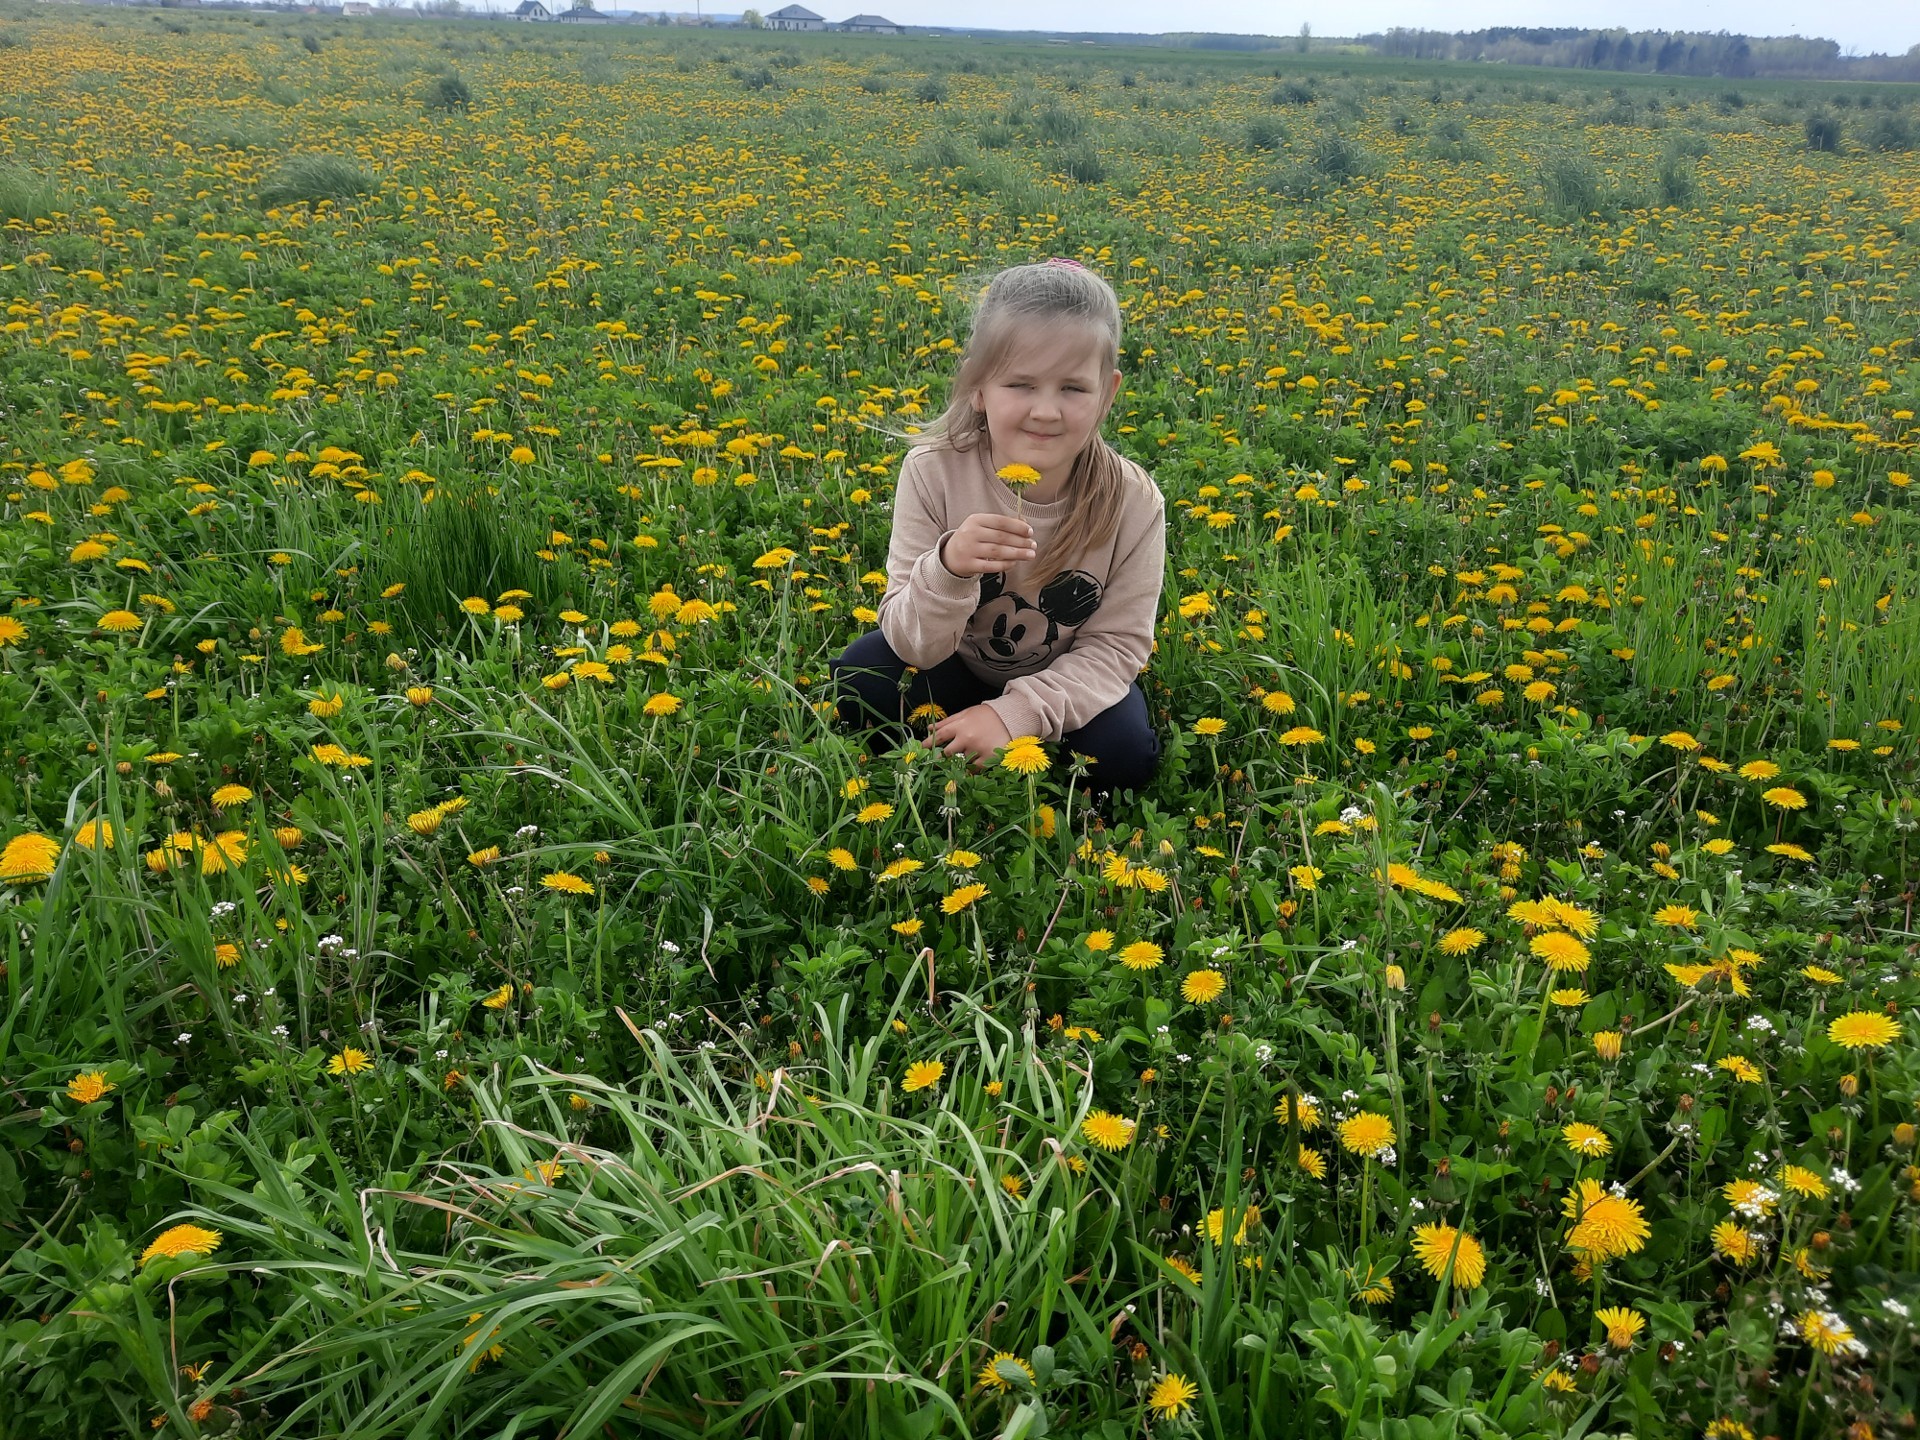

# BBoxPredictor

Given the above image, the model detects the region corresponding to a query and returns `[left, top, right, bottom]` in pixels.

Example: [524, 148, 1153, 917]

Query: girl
[830, 258, 1167, 810]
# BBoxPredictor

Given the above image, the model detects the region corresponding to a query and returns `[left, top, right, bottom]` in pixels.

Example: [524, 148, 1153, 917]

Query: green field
[1, 8, 1918, 1436]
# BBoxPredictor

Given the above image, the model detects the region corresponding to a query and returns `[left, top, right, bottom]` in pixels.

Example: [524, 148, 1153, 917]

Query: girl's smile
[972, 325, 1122, 491]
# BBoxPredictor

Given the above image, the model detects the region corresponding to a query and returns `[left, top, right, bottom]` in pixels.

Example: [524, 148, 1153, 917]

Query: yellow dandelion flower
[67, 1071, 114, 1104]
[1000, 741, 1049, 776]
[977, 1352, 1034, 1394]
[856, 802, 895, 824]
[140, 1224, 222, 1268]
[327, 1047, 372, 1077]
[1181, 969, 1226, 1004]
[1273, 1093, 1323, 1130]
[1, 833, 62, 883]
[1411, 1222, 1487, 1289]
[1562, 1122, 1611, 1157]
[1147, 1373, 1198, 1422]
[1595, 1307, 1645, 1350]
[1205, 1205, 1260, 1245]
[1530, 931, 1591, 973]
[1760, 786, 1807, 810]
[1827, 1011, 1899, 1050]
[1712, 1220, 1762, 1264]
[1338, 1112, 1396, 1157]
[1563, 1182, 1650, 1261]
[1081, 1111, 1136, 1151]
[1118, 940, 1164, 972]
[1795, 1310, 1856, 1357]
[942, 882, 988, 915]
[541, 871, 595, 896]
[1778, 1164, 1829, 1200]
[902, 1060, 945, 1093]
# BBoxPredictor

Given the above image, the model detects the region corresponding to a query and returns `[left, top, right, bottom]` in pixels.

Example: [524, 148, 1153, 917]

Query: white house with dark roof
[838, 12, 900, 30]
[513, 0, 553, 18]
[764, 3, 823, 28]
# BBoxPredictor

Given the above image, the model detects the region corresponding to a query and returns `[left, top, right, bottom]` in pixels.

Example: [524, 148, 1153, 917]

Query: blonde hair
[914, 260, 1138, 584]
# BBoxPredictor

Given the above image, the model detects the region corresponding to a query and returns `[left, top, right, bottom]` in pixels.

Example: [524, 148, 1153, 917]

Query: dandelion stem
[1623, 1135, 1681, 1190]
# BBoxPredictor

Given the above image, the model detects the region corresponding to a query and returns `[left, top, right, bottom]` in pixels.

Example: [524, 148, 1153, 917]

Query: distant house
[556, 1, 612, 18]
[340, 2, 371, 14]
[513, 0, 552, 17]
[764, 3, 822, 28]
[838, 12, 899, 32]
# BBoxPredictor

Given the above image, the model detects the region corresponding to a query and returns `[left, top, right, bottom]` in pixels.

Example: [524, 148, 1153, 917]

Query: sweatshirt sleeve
[875, 449, 980, 669]
[983, 487, 1167, 743]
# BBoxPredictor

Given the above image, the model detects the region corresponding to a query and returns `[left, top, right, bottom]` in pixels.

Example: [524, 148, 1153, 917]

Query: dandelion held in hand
[996, 462, 1042, 520]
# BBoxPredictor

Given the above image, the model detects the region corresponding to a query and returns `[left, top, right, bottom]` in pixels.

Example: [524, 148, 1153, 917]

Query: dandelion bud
[1384, 964, 1406, 991]
[115, 761, 131, 775]
[1593, 1030, 1624, 1060]
[386, 651, 407, 672]
[1659, 1342, 1677, 1364]
[1678, 1093, 1694, 1112]
[154, 780, 173, 800]
[1839, 1073, 1859, 1098]
[1829, 1126, 1846, 1145]
[1543, 1085, 1559, 1108]
[1428, 1010, 1442, 1032]
[1811, 1230, 1831, 1251]
[1541, 1341, 1560, 1363]
[1579, 1355, 1601, 1378]
[1894, 1123, 1917, 1148]
[1652, 841, 1671, 860]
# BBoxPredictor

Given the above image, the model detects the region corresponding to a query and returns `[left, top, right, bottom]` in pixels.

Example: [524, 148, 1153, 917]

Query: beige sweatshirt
[875, 440, 1167, 743]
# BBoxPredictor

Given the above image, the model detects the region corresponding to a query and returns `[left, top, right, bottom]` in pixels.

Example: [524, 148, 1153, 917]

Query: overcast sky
[855, 0, 1918, 56]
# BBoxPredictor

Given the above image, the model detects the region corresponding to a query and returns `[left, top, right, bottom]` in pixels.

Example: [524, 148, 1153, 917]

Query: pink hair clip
[1044, 257, 1090, 271]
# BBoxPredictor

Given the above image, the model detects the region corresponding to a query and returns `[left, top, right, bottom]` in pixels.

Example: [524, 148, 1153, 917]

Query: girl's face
[971, 324, 1121, 479]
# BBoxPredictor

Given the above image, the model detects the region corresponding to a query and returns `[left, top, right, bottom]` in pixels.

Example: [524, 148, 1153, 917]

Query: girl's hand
[940, 513, 1037, 577]
[930, 705, 1014, 769]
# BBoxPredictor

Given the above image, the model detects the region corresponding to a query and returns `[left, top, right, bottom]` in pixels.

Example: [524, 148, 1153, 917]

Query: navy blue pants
[829, 629, 1162, 799]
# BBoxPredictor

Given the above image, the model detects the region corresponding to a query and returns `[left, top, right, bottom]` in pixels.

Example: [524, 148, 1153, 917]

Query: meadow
[0, 6, 1918, 1435]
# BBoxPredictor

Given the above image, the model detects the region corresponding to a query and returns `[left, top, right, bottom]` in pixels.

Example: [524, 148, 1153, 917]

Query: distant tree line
[1359, 26, 1920, 80]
